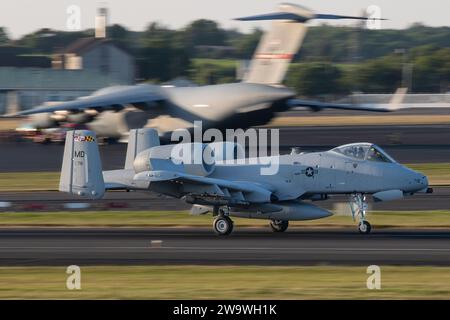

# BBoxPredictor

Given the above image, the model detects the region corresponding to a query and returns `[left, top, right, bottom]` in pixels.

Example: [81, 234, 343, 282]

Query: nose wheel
[270, 220, 289, 233]
[358, 221, 372, 234]
[350, 193, 372, 234]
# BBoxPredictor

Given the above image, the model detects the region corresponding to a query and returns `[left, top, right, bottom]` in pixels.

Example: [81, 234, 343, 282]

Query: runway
[1, 227, 449, 266]
[1, 186, 449, 211]
[1, 124, 450, 172]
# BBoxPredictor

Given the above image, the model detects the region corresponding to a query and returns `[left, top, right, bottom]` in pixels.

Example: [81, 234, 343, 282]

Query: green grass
[408, 163, 450, 186]
[0, 162, 449, 192]
[0, 265, 449, 299]
[0, 210, 449, 228]
[0, 172, 59, 191]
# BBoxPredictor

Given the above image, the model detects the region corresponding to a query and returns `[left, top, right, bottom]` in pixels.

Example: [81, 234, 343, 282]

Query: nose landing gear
[349, 193, 372, 234]
[270, 220, 289, 233]
[358, 220, 372, 234]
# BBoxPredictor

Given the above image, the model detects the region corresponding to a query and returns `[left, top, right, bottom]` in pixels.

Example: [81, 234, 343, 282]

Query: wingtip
[0, 113, 18, 118]
[1, 111, 29, 118]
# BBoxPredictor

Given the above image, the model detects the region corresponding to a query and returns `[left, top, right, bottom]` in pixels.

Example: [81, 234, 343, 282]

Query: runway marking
[151, 240, 163, 248]
[147, 247, 450, 252]
[0, 246, 450, 252]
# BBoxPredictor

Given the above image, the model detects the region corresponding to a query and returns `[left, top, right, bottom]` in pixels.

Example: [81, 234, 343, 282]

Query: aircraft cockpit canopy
[331, 143, 396, 163]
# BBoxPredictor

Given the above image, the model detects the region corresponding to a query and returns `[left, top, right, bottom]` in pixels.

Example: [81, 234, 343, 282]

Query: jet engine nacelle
[27, 111, 97, 130]
[65, 112, 97, 125]
[28, 113, 57, 129]
[133, 143, 215, 177]
[231, 201, 333, 221]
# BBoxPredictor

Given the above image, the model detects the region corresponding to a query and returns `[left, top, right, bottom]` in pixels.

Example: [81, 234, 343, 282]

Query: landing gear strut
[270, 220, 289, 233]
[349, 193, 372, 234]
[213, 207, 234, 236]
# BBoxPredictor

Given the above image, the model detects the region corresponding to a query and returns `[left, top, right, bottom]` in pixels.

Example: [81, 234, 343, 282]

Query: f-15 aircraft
[5, 3, 394, 140]
[59, 128, 432, 235]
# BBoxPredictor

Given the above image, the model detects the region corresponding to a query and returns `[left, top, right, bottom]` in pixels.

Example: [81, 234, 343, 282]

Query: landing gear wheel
[350, 193, 373, 234]
[213, 216, 234, 236]
[270, 220, 289, 233]
[358, 221, 372, 234]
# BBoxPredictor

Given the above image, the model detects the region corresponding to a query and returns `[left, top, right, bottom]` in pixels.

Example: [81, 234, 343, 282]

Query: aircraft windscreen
[332, 143, 395, 163]
[367, 145, 395, 163]
[332, 144, 370, 160]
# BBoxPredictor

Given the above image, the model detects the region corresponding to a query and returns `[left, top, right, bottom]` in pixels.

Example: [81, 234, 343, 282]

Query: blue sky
[1, 0, 449, 38]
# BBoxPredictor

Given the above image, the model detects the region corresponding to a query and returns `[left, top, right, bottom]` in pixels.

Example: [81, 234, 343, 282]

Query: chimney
[95, 7, 108, 38]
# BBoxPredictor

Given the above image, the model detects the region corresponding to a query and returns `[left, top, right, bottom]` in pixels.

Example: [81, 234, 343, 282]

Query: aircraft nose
[406, 170, 428, 193]
[422, 175, 429, 187]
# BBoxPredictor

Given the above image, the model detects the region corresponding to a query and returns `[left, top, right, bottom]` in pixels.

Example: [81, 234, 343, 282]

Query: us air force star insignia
[305, 167, 315, 177]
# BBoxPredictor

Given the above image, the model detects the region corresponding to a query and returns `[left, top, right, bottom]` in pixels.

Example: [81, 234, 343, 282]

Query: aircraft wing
[288, 99, 397, 112]
[134, 170, 269, 192]
[3, 84, 166, 117]
[288, 88, 408, 112]
[133, 170, 277, 203]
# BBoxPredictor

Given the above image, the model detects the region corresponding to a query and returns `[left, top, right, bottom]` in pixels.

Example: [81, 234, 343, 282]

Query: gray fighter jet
[5, 3, 393, 140]
[59, 128, 432, 235]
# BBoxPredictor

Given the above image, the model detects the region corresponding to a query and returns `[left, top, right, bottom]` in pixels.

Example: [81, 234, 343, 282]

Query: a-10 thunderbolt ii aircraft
[5, 3, 395, 140]
[59, 128, 432, 235]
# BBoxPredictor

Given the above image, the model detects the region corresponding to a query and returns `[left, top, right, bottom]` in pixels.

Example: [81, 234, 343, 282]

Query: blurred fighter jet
[58, 128, 432, 235]
[5, 3, 392, 140]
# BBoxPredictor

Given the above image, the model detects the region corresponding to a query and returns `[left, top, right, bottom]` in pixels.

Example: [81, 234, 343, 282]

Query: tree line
[0, 20, 448, 95]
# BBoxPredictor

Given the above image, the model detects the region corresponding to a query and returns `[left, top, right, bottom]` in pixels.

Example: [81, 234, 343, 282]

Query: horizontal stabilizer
[236, 12, 311, 22]
[315, 14, 386, 21]
[236, 3, 386, 23]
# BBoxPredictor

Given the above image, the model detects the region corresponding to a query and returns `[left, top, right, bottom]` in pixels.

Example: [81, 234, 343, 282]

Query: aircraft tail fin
[238, 3, 384, 85]
[238, 4, 312, 85]
[59, 130, 105, 199]
[124, 128, 160, 169]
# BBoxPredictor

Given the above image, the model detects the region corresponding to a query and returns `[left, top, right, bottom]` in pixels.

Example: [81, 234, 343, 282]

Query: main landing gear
[211, 206, 291, 236]
[349, 193, 372, 234]
[270, 220, 289, 233]
[213, 207, 234, 236]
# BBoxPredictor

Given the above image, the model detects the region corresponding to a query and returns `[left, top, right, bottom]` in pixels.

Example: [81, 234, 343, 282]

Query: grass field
[0, 265, 449, 299]
[0, 172, 59, 191]
[408, 163, 450, 186]
[0, 162, 449, 192]
[267, 115, 450, 127]
[0, 119, 20, 131]
[0, 210, 449, 228]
